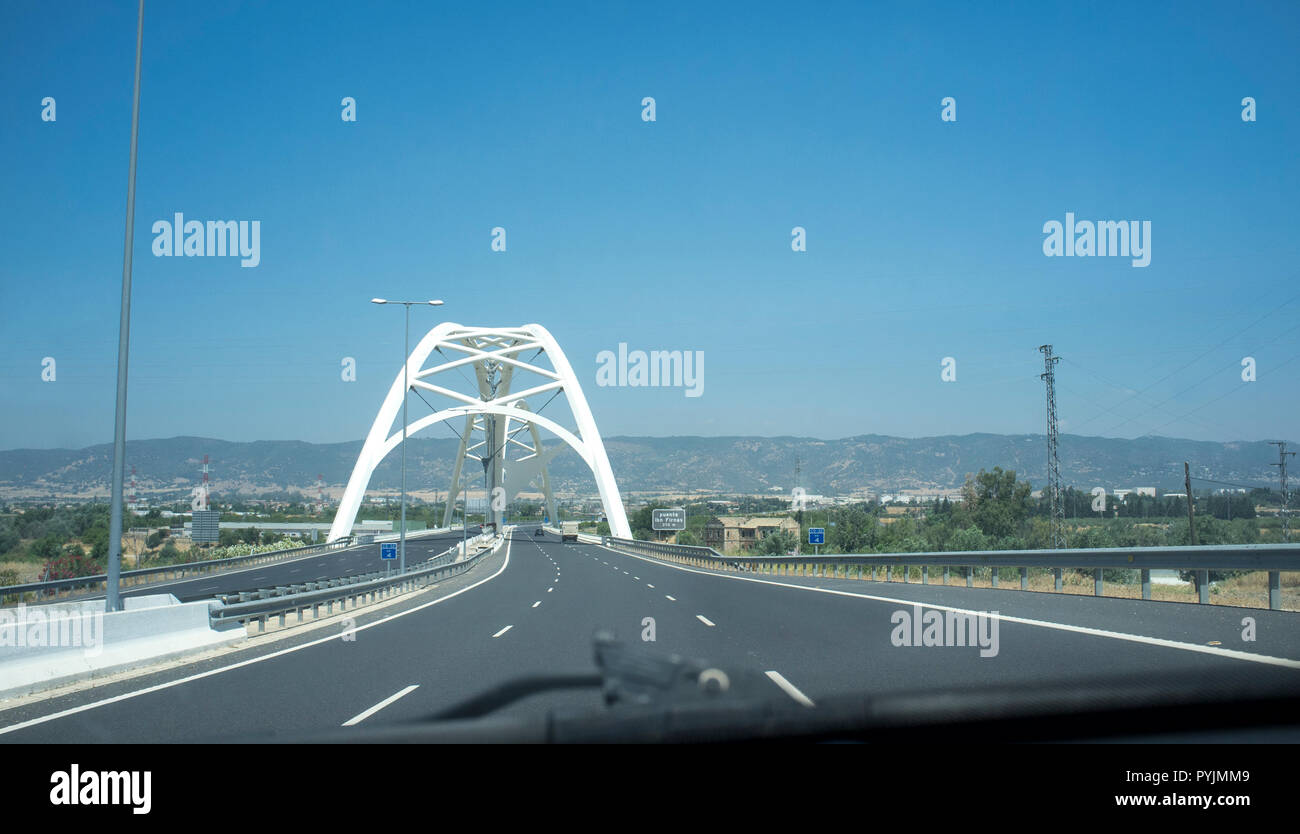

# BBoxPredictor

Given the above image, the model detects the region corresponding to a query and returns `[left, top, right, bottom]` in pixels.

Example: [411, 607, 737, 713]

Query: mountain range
[0, 434, 1285, 500]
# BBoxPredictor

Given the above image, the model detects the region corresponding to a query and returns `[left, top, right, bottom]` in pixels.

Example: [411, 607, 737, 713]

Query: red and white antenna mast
[128, 466, 138, 510]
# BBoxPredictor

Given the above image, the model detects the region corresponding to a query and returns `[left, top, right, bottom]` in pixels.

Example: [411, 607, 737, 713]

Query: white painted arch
[328, 322, 631, 541]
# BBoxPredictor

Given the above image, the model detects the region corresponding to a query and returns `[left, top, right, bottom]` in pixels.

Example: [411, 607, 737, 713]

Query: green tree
[757, 529, 797, 555]
[947, 524, 989, 552]
[830, 506, 874, 553]
[966, 467, 1032, 539]
[159, 541, 181, 563]
[30, 534, 62, 561]
[0, 521, 19, 555]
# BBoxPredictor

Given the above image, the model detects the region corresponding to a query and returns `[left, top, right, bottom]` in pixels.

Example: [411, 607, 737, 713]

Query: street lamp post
[106, 0, 146, 613]
[371, 298, 443, 574]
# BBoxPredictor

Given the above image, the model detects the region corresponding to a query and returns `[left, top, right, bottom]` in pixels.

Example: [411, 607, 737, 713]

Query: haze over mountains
[0, 434, 1285, 500]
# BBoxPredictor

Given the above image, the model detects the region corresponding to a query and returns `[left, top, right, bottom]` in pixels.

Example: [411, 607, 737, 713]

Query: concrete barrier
[0, 594, 244, 700]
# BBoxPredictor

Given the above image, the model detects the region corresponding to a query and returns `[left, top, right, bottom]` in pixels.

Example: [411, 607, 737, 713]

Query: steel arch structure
[328, 322, 631, 542]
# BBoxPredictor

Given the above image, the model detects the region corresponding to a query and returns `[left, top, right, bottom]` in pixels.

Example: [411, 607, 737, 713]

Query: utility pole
[1271, 441, 1295, 542]
[1039, 345, 1065, 549]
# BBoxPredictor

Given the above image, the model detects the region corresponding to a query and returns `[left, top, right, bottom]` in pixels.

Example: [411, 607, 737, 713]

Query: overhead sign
[808, 528, 825, 545]
[651, 508, 686, 531]
[381, 542, 397, 560]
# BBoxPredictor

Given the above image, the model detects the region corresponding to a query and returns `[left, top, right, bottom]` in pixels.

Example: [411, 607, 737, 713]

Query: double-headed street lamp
[371, 298, 443, 574]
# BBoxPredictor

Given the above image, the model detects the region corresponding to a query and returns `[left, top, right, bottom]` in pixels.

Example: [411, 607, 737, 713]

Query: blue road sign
[808, 528, 825, 545]
[381, 542, 397, 560]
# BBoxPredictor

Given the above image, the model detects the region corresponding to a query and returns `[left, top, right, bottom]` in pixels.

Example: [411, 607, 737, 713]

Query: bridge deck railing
[601, 537, 1300, 611]
[207, 532, 501, 632]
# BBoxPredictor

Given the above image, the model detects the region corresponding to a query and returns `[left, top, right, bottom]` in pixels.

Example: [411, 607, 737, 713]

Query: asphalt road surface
[2, 527, 1298, 742]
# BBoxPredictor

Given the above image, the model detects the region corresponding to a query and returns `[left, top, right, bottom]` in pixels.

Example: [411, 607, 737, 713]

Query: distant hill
[0, 433, 1285, 500]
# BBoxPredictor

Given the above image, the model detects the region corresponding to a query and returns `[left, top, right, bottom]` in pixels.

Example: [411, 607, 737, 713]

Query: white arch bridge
[327, 322, 632, 542]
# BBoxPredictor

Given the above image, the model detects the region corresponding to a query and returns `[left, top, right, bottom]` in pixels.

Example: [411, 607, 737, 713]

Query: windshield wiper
[427, 629, 767, 721]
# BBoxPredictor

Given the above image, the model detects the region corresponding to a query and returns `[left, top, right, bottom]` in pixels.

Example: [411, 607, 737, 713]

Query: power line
[1070, 290, 1300, 434]
[1136, 348, 1300, 438]
[1190, 472, 1274, 488]
[1060, 357, 1236, 439]
[1100, 319, 1300, 436]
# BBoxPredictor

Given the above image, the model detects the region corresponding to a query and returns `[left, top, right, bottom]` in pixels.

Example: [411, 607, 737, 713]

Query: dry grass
[718, 560, 1300, 612]
[835, 566, 1300, 612]
[0, 559, 43, 584]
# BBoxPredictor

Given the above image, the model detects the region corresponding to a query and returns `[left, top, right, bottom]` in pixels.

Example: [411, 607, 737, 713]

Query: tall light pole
[107, 0, 146, 613]
[371, 298, 444, 574]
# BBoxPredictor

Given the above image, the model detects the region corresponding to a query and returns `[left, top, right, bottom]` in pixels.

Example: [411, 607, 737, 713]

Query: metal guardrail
[602, 537, 1300, 611]
[0, 536, 357, 606]
[209, 533, 501, 631]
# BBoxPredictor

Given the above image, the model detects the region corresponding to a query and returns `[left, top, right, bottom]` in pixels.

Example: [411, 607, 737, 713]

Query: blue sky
[1, 0, 1298, 450]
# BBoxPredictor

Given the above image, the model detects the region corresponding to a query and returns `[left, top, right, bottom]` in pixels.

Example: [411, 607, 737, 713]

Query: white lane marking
[342, 684, 419, 726]
[647, 584, 654, 589]
[547, 587, 553, 593]
[665, 595, 676, 601]
[634, 577, 640, 581]
[765, 671, 815, 707]
[493, 625, 513, 638]
[0, 535, 514, 737]
[597, 543, 1300, 671]
[532, 601, 540, 608]
[696, 614, 715, 627]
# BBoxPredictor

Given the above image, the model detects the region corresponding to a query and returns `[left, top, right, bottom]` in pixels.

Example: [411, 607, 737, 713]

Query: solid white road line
[696, 614, 715, 627]
[0, 535, 515, 737]
[597, 542, 1300, 671]
[493, 625, 513, 638]
[765, 671, 815, 707]
[342, 685, 419, 726]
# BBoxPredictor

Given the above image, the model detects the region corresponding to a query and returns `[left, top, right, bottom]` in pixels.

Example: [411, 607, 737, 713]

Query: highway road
[2, 528, 1299, 742]
[111, 528, 482, 603]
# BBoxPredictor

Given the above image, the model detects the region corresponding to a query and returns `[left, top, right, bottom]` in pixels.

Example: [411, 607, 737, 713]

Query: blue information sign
[381, 542, 398, 560]
[808, 528, 825, 545]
